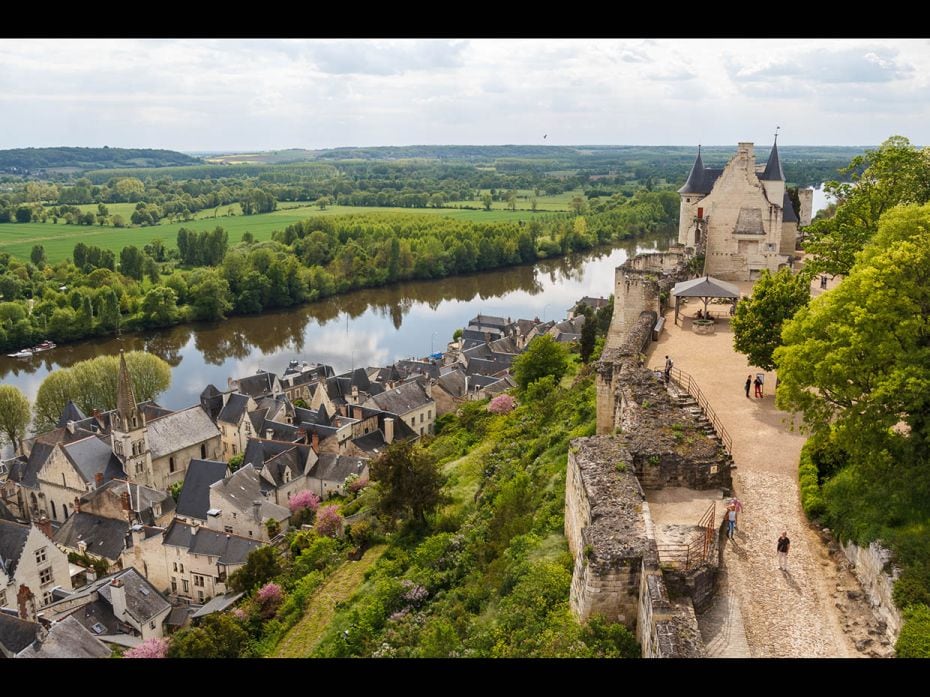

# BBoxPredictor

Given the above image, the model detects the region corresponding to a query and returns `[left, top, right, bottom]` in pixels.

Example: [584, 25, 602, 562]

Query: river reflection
[0, 232, 673, 409]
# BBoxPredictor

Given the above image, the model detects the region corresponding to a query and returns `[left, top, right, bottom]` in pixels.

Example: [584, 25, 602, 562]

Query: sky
[1, 38, 929, 152]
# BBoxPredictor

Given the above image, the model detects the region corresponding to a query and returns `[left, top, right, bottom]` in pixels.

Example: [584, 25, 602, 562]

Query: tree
[167, 614, 250, 658]
[511, 334, 570, 390]
[140, 286, 179, 327]
[579, 308, 596, 363]
[803, 135, 930, 277]
[731, 268, 810, 371]
[370, 441, 447, 525]
[228, 546, 282, 593]
[481, 192, 493, 211]
[316, 195, 333, 210]
[314, 504, 343, 537]
[30, 245, 46, 268]
[188, 269, 232, 321]
[0, 385, 30, 452]
[488, 394, 516, 414]
[124, 637, 168, 658]
[775, 203, 930, 469]
[289, 489, 320, 514]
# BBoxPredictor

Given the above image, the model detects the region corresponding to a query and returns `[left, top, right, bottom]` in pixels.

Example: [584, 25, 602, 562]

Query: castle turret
[678, 147, 713, 250]
[760, 135, 786, 218]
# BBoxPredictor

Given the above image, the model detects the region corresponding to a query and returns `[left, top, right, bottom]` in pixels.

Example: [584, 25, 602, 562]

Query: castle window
[169, 456, 176, 473]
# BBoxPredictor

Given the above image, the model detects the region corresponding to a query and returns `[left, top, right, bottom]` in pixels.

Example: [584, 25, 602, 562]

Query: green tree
[167, 614, 251, 658]
[188, 269, 232, 321]
[119, 246, 144, 281]
[140, 286, 179, 327]
[0, 384, 30, 452]
[370, 441, 448, 525]
[803, 135, 930, 277]
[578, 308, 596, 363]
[30, 245, 46, 268]
[731, 268, 810, 371]
[511, 334, 570, 390]
[228, 546, 282, 593]
[481, 192, 493, 211]
[775, 203, 930, 469]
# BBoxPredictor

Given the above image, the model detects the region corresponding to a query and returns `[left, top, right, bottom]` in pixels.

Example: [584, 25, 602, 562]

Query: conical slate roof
[782, 191, 798, 223]
[116, 350, 138, 425]
[678, 147, 724, 195]
[761, 139, 785, 181]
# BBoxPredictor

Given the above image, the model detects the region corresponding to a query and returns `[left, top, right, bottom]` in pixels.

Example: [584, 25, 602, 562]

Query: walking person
[777, 531, 790, 571]
[744, 374, 752, 398]
[754, 374, 763, 398]
[726, 502, 738, 540]
[664, 355, 673, 383]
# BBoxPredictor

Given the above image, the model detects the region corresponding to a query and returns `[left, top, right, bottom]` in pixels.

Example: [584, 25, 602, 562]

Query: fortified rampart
[567, 247, 732, 657]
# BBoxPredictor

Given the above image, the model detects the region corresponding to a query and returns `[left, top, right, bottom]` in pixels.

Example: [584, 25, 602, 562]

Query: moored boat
[7, 348, 34, 358]
[31, 340, 56, 352]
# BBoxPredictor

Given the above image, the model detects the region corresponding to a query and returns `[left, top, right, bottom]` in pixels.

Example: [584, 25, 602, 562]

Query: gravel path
[645, 294, 879, 658]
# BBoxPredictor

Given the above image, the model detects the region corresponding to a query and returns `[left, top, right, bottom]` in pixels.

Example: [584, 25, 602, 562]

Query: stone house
[174, 459, 229, 524]
[7, 615, 110, 658]
[227, 370, 282, 400]
[362, 380, 435, 437]
[677, 140, 806, 281]
[306, 454, 370, 499]
[0, 519, 72, 611]
[241, 439, 316, 506]
[121, 520, 262, 603]
[53, 512, 129, 572]
[216, 392, 258, 459]
[204, 465, 290, 541]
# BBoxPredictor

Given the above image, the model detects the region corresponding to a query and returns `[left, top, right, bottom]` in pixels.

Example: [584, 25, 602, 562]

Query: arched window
[50, 500, 57, 520]
[63, 503, 69, 520]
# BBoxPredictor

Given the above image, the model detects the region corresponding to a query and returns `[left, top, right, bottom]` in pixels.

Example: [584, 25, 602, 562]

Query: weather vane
[774, 125, 780, 143]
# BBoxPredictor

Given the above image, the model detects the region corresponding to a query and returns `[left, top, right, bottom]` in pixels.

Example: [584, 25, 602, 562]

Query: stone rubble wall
[841, 540, 903, 639]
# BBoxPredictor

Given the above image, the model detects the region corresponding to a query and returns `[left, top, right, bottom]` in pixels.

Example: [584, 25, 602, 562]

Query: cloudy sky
[1, 38, 928, 152]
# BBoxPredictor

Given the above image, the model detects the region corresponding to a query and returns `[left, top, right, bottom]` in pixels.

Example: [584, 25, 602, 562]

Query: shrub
[347, 475, 369, 496]
[289, 490, 320, 514]
[257, 582, 284, 619]
[124, 637, 169, 658]
[896, 604, 930, 657]
[798, 442, 826, 518]
[488, 394, 516, 414]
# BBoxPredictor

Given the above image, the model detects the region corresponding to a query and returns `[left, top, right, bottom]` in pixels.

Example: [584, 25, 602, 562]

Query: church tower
[110, 351, 153, 486]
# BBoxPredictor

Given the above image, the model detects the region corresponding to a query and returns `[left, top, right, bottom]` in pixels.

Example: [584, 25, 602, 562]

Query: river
[0, 233, 674, 411]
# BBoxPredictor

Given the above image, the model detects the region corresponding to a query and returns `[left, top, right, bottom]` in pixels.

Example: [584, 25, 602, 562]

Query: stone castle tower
[677, 138, 807, 281]
[110, 351, 154, 487]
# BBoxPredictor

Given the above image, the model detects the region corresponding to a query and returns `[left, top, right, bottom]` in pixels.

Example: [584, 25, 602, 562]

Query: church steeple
[761, 131, 785, 182]
[116, 350, 139, 430]
[678, 145, 706, 194]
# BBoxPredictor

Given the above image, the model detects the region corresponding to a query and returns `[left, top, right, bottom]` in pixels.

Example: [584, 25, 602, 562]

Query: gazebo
[671, 276, 741, 325]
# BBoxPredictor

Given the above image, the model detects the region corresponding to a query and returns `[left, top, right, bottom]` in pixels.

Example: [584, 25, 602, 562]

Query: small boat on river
[7, 348, 34, 358]
[31, 340, 56, 353]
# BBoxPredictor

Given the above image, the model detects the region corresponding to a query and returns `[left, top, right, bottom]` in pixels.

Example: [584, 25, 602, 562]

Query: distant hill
[0, 147, 202, 173]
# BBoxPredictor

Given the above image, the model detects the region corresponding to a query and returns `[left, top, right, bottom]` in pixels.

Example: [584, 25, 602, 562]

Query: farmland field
[0, 204, 561, 262]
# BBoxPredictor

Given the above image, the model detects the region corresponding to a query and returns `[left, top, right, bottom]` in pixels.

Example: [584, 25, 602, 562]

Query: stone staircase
[667, 384, 723, 446]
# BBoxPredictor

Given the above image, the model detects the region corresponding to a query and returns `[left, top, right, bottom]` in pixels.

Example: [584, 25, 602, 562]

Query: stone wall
[841, 540, 903, 639]
[798, 187, 814, 227]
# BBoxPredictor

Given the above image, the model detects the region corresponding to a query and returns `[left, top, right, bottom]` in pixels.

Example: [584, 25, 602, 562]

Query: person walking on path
[727, 503, 738, 540]
[777, 531, 791, 570]
[754, 375, 763, 398]
[744, 374, 752, 398]
[664, 355, 673, 383]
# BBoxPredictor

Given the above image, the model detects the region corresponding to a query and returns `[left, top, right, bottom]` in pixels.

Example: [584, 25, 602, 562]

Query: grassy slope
[273, 544, 387, 658]
[0, 204, 561, 262]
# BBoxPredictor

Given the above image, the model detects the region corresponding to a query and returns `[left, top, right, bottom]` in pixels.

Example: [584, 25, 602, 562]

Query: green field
[0, 204, 559, 262]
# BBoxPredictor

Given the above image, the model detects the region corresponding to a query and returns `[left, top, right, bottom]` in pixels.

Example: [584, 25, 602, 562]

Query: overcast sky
[1, 38, 928, 152]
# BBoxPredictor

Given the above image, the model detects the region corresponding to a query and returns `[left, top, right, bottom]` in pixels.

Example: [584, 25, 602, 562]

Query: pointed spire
[116, 350, 138, 426]
[678, 146, 706, 194]
[761, 133, 785, 181]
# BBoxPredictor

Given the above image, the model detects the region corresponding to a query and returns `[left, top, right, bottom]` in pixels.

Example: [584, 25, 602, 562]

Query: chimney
[384, 417, 394, 445]
[351, 385, 359, 404]
[109, 578, 127, 621]
[17, 584, 36, 622]
[66, 420, 76, 434]
[120, 490, 131, 512]
[35, 515, 53, 540]
[311, 431, 319, 453]
[73, 496, 82, 514]
[266, 428, 274, 440]
[94, 472, 104, 489]
[252, 500, 261, 522]
[353, 406, 362, 420]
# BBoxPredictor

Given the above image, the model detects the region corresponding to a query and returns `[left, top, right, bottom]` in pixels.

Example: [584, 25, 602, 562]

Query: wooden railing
[656, 501, 717, 571]
[667, 367, 733, 454]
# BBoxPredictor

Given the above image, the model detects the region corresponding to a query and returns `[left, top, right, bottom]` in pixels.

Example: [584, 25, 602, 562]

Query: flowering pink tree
[289, 489, 320, 513]
[347, 475, 369, 496]
[124, 637, 169, 658]
[314, 504, 344, 538]
[488, 394, 516, 414]
[257, 582, 284, 619]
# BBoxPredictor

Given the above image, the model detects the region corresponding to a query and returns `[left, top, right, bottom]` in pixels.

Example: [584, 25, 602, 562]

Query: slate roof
[574, 296, 610, 311]
[97, 567, 171, 624]
[465, 356, 509, 376]
[309, 454, 369, 484]
[84, 479, 175, 523]
[761, 140, 785, 181]
[234, 371, 278, 399]
[218, 393, 251, 425]
[782, 190, 799, 223]
[175, 460, 229, 521]
[15, 615, 110, 658]
[482, 375, 516, 396]
[54, 512, 129, 561]
[488, 336, 520, 354]
[10, 443, 51, 488]
[514, 318, 541, 338]
[210, 465, 289, 523]
[436, 368, 468, 397]
[466, 374, 503, 389]
[57, 400, 87, 428]
[0, 612, 39, 655]
[139, 401, 173, 421]
[243, 439, 312, 486]
[395, 359, 441, 380]
[352, 431, 388, 454]
[0, 520, 31, 577]
[191, 591, 244, 618]
[363, 381, 433, 416]
[468, 314, 508, 328]
[61, 436, 125, 485]
[0, 498, 15, 523]
[162, 520, 262, 566]
[678, 148, 724, 195]
[146, 406, 220, 460]
[200, 384, 226, 422]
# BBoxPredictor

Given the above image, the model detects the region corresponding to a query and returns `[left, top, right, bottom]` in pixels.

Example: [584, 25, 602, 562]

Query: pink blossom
[124, 637, 169, 658]
[289, 490, 320, 513]
[488, 394, 515, 414]
[231, 607, 248, 621]
[347, 476, 369, 494]
[257, 582, 283, 604]
[314, 504, 343, 538]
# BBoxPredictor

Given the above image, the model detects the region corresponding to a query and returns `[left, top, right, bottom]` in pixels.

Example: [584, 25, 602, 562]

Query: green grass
[445, 188, 581, 213]
[0, 204, 558, 262]
[273, 544, 387, 658]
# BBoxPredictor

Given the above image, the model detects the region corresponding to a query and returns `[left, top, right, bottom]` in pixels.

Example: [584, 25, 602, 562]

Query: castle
[677, 139, 813, 281]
